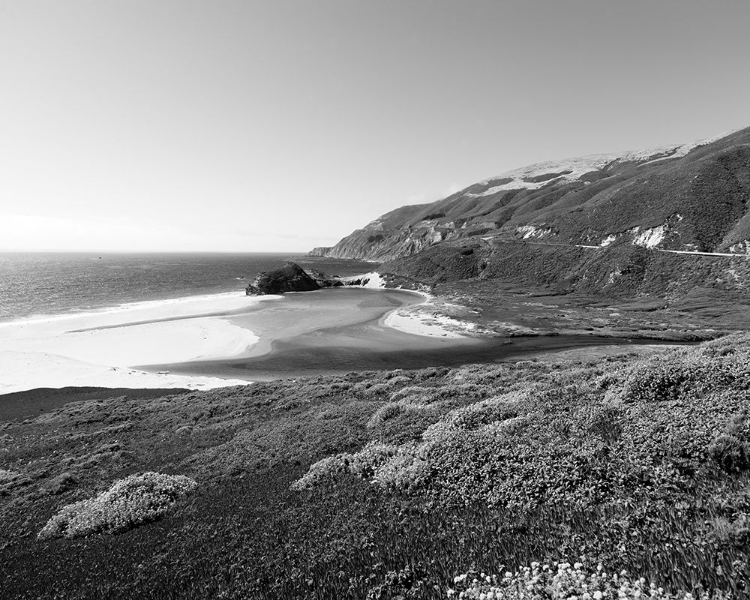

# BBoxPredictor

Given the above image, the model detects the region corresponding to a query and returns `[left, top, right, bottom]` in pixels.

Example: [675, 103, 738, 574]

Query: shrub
[290, 455, 349, 490]
[710, 515, 750, 546]
[371, 445, 430, 492]
[38, 472, 197, 539]
[367, 400, 442, 444]
[620, 362, 691, 403]
[291, 443, 399, 490]
[43, 472, 77, 495]
[389, 386, 434, 403]
[396, 392, 436, 406]
[618, 351, 750, 405]
[366, 565, 432, 599]
[382, 374, 413, 386]
[360, 383, 392, 396]
[348, 442, 400, 479]
[432, 383, 494, 401]
[0, 468, 27, 496]
[368, 402, 407, 429]
[724, 410, 750, 438]
[412, 366, 450, 381]
[708, 434, 750, 473]
[586, 405, 625, 444]
[447, 398, 519, 431]
[0, 468, 20, 483]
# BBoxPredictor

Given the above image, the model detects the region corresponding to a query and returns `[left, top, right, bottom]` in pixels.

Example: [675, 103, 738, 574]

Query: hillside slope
[379, 238, 750, 301]
[4, 336, 750, 598]
[313, 127, 750, 261]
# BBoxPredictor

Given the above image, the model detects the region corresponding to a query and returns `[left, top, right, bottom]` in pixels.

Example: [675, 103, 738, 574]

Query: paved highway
[480, 235, 750, 259]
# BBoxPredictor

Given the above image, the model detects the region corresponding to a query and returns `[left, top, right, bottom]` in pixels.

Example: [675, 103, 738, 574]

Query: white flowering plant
[38, 471, 197, 539]
[447, 561, 732, 600]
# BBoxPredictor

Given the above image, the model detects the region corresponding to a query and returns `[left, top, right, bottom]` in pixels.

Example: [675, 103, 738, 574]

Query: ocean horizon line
[0, 249, 313, 255]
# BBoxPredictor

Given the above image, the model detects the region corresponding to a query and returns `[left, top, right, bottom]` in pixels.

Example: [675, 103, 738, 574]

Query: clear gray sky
[1, 0, 748, 252]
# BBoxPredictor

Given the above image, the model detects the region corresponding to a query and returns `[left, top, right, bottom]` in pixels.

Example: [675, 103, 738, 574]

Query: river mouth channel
[142, 288, 678, 381]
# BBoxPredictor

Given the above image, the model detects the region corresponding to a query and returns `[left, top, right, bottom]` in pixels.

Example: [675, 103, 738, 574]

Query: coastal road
[480, 235, 750, 259]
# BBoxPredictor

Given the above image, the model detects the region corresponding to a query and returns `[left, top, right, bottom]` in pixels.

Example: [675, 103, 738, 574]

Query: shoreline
[0, 337, 686, 421]
[0, 291, 280, 395]
[142, 328, 685, 383]
[0, 286, 427, 395]
[0, 278, 695, 397]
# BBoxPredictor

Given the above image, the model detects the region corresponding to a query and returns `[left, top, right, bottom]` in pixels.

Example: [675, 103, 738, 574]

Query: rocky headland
[246, 262, 385, 295]
[309, 127, 750, 342]
[5, 128, 750, 599]
[246, 262, 322, 295]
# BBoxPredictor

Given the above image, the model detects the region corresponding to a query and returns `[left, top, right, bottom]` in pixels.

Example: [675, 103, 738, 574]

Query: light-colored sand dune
[0, 351, 250, 394]
[381, 298, 477, 338]
[0, 292, 276, 394]
[0, 285, 478, 395]
[3, 316, 259, 367]
[382, 310, 471, 338]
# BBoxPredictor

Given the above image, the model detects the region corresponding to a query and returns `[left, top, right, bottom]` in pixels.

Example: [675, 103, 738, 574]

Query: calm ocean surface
[0, 252, 376, 323]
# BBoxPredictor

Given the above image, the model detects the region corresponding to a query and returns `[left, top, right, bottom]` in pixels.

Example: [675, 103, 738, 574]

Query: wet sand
[1, 285, 685, 395]
[138, 287, 486, 378]
[225, 288, 427, 358]
[147, 300, 677, 382]
[0, 288, 428, 394]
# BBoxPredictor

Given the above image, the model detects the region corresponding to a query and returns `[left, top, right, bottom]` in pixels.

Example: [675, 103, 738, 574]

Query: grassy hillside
[3, 335, 750, 598]
[317, 127, 750, 262]
[382, 239, 750, 302]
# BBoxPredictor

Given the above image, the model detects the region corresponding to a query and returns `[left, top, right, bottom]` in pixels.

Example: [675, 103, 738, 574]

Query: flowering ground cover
[1, 335, 750, 598]
[448, 562, 733, 599]
[38, 472, 197, 539]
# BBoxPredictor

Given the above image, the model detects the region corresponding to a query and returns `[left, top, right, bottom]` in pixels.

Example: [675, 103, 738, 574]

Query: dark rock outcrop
[306, 269, 344, 288]
[246, 263, 321, 295]
[246, 263, 387, 295]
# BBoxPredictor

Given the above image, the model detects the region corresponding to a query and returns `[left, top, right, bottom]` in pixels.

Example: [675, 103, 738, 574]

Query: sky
[1, 0, 749, 253]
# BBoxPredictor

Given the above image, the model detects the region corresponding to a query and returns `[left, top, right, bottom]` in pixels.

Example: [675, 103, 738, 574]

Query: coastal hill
[4, 129, 750, 598]
[311, 127, 750, 262]
[3, 335, 750, 597]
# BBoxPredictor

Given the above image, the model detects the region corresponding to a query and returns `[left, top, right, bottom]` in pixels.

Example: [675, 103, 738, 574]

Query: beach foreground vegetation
[1, 335, 750, 598]
[37, 472, 197, 539]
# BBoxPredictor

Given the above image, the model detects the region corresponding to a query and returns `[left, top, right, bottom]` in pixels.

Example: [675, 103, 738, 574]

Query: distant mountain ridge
[311, 127, 750, 262]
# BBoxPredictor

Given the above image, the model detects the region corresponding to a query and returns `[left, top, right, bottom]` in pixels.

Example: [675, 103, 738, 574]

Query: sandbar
[0, 285, 678, 395]
[0, 292, 279, 394]
[0, 288, 430, 395]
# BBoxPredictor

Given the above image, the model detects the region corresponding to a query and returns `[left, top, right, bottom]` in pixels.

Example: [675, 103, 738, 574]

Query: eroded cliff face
[312, 127, 750, 262]
[317, 204, 433, 261]
[321, 218, 448, 262]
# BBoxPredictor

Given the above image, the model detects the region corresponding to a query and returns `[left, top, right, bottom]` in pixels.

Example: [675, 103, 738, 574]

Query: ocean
[0, 252, 375, 323]
[0, 252, 657, 393]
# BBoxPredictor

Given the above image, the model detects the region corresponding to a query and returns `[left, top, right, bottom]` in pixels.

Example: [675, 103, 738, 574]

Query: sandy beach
[0, 287, 452, 395]
[0, 292, 279, 394]
[0, 283, 672, 396]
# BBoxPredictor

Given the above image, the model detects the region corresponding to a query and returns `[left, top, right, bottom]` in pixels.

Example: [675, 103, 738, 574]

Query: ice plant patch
[38, 472, 197, 539]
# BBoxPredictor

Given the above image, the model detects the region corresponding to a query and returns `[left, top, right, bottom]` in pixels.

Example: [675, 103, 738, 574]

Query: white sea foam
[359, 272, 385, 289]
[0, 291, 276, 329]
